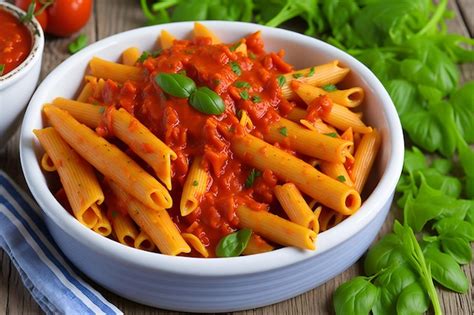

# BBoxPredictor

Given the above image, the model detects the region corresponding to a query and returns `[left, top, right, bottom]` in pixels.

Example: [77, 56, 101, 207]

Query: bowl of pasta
[20, 21, 404, 312]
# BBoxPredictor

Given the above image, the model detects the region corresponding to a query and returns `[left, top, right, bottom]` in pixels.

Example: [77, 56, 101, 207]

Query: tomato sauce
[95, 33, 303, 256]
[0, 9, 32, 75]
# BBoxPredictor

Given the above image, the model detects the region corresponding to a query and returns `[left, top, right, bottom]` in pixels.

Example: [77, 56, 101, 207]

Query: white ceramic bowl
[20, 21, 403, 312]
[0, 2, 44, 145]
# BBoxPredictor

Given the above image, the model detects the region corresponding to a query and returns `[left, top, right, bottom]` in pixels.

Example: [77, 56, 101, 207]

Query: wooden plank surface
[0, 0, 472, 314]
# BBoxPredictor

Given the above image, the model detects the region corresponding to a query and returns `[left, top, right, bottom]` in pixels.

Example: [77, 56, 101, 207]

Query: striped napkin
[0, 171, 122, 315]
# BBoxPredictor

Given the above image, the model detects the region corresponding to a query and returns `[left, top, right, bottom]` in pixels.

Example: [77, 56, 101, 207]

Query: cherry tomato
[15, 0, 92, 37]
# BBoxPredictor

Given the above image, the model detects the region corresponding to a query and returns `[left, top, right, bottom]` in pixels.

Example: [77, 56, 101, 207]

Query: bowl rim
[0, 2, 44, 88]
[20, 21, 404, 276]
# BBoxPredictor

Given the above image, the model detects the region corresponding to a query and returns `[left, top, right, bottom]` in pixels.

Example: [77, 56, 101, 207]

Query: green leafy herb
[192, 180, 199, 187]
[189, 87, 226, 115]
[252, 95, 262, 103]
[137, 51, 150, 63]
[292, 73, 304, 79]
[278, 126, 288, 137]
[155, 73, 197, 98]
[307, 67, 315, 77]
[229, 61, 242, 76]
[322, 84, 337, 92]
[245, 168, 261, 188]
[337, 175, 346, 183]
[396, 282, 430, 315]
[239, 90, 249, 100]
[216, 228, 252, 257]
[0, 64, 4, 76]
[235, 81, 251, 89]
[230, 41, 242, 52]
[333, 276, 378, 315]
[324, 132, 338, 138]
[248, 52, 257, 60]
[68, 34, 88, 54]
[277, 75, 286, 87]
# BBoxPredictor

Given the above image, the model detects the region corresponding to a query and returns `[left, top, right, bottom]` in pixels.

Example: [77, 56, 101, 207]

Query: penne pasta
[89, 57, 144, 83]
[134, 231, 156, 252]
[52, 98, 103, 128]
[92, 208, 112, 236]
[108, 180, 190, 256]
[180, 157, 209, 216]
[40, 153, 56, 172]
[281, 60, 349, 99]
[274, 183, 317, 230]
[43, 106, 172, 210]
[193, 22, 221, 44]
[319, 161, 354, 187]
[242, 234, 274, 255]
[76, 82, 94, 103]
[122, 47, 141, 66]
[160, 30, 176, 49]
[34, 127, 103, 229]
[231, 134, 361, 215]
[328, 87, 364, 108]
[182, 233, 209, 258]
[237, 205, 316, 250]
[352, 129, 381, 193]
[111, 211, 138, 247]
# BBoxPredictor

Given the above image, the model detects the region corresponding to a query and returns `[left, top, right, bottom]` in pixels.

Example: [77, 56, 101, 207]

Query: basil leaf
[431, 158, 453, 175]
[364, 234, 407, 275]
[403, 146, 427, 174]
[372, 264, 417, 315]
[216, 228, 252, 257]
[322, 84, 337, 91]
[386, 79, 417, 116]
[68, 34, 88, 54]
[0, 64, 4, 75]
[155, 73, 197, 98]
[333, 276, 378, 315]
[396, 282, 429, 315]
[423, 246, 469, 293]
[277, 75, 286, 87]
[189, 87, 225, 115]
[401, 110, 443, 153]
[137, 51, 150, 63]
[440, 237, 472, 265]
[417, 168, 461, 199]
[451, 82, 474, 143]
[171, 0, 208, 21]
[434, 218, 474, 242]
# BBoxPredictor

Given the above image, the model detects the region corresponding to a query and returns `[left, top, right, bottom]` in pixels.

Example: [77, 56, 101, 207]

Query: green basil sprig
[155, 73, 197, 98]
[216, 228, 252, 257]
[189, 87, 225, 115]
[154, 73, 225, 115]
[333, 276, 379, 315]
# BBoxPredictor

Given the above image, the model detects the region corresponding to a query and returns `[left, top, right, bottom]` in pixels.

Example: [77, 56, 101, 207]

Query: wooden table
[1, 1, 473, 314]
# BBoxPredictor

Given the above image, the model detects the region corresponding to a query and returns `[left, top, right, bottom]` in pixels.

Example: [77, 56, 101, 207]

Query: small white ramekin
[20, 21, 403, 312]
[0, 2, 44, 145]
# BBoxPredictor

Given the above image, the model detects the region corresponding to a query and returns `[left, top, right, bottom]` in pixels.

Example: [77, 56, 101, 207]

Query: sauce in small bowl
[0, 9, 33, 76]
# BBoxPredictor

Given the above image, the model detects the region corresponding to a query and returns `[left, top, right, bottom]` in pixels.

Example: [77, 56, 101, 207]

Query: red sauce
[95, 33, 312, 256]
[0, 9, 32, 75]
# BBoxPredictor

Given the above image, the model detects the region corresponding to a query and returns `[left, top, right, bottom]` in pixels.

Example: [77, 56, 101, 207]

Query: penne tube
[182, 233, 209, 258]
[300, 118, 338, 134]
[33, 127, 103, 229]
[52, 98, 103, 128]
[111, 211, 138, 247]
[318, 208, 345, 232]
[76, 82, 94, 103]
[122, 47, 141, 66]
[193, 22, 221, 44]
[43, 106, 172, 210]
[160, 30, 175, 49]
[134, 231, 156, 252]
[89, 57, 144, 83]
[242, 234, 274, 255]
[40, 153, 56, 172]
[341, 127, 354, 154]
[239, 109, 254, 130]
[281, 60, 349, 99]
[108, 181, 190, 256]
[93, 208, 112, 236]
[274, 183, 317, 230]
[319, 161, 354, 187]
[231, 134, 361, 215]
[286, 107, 306, 122]
[328, 87, 364, 108]
[353, 129, 381, 193]
[236, 205, 316, 250]
[265, 117, 352, 163]
[234, 42, 247, 56]
[51, 100, 177, 190]
[180, 157, 209, 216]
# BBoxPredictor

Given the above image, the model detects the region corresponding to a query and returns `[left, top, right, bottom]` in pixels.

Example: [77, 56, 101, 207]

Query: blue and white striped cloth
[0, 171, 122, 315]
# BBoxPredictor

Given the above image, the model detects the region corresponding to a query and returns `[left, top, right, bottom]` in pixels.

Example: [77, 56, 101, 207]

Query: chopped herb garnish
[323, 84, 337, 92]
[245, 168, 262, 188]
[92, 101, 100, 106]
[98, 107, 105, 113]
[324, 132, 338, 138]
[277, 75, 286, 87]
[248, 52, 257, 60]
[252, 95, 262, 103]
[151, 49, 162, 57]
[240, 90, 249, 100]
[137, 51, 150, 63]
[0, 64, 4, 76]
[237, 109, 243, 118]
[292, 73, 304, 79]
[307, 67, 315, 77]
[68, 34, 88, 54]
[192, 180, 199, 186]
[229, 61, 242, 76]
[337, 175, 346, 182]
[230, 42, 242, 52]
[235, 81, 251, 89]
[279, 126, 288, 137]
